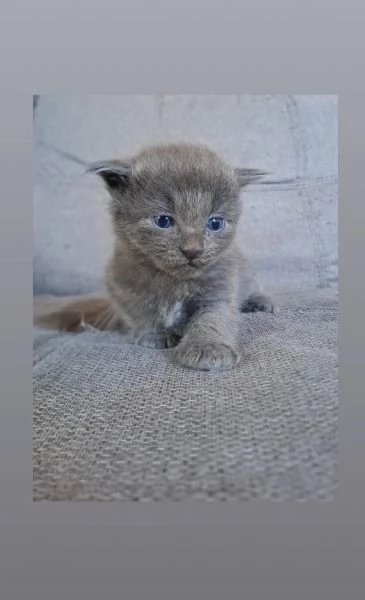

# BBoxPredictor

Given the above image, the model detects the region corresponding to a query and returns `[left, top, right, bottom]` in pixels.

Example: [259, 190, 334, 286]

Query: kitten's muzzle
[179, 245, 204, 260]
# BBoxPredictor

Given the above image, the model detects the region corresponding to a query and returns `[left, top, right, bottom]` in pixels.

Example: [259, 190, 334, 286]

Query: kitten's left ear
[87, 159, 133, 192]
[234, 168, 270, 188]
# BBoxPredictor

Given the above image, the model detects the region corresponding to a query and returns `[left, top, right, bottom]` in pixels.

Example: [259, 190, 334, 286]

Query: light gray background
[1, 2, 363, 599]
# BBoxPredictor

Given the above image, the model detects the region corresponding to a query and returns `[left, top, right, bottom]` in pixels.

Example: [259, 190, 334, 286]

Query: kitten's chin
[155, 259, 212, 280]
[155, 264, 201, 279]
[175, 264, 205, 279]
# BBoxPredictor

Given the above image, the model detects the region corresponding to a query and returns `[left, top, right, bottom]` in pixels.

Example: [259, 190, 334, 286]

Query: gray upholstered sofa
[33, 95, 338, 500]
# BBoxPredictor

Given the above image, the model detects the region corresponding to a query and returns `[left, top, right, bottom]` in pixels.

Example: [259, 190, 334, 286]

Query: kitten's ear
[87, 160, 132, 191]
[234, 168, 270, 188]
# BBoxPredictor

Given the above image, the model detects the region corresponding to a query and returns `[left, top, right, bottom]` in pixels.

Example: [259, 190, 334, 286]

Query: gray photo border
[1, 2, 362, 598]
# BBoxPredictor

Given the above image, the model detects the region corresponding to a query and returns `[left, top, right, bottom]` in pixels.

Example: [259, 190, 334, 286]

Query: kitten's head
[89, 143, 267, 278]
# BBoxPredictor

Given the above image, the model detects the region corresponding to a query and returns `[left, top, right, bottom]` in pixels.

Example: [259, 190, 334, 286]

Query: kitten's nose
[180, 245, 204, 260]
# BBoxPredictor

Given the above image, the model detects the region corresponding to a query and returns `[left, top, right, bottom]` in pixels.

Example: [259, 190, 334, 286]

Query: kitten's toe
[176, 342, 240, 372]
[135, 332, 168, 349]
[241, 293, 277, 314]
[166, 331, 182, 349]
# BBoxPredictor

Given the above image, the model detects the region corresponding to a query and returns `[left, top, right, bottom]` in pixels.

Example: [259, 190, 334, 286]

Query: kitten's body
[35, 143, 274, 371]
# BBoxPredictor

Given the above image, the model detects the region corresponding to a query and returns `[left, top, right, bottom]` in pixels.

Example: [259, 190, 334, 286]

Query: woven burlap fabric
[33, 289, 338, 501]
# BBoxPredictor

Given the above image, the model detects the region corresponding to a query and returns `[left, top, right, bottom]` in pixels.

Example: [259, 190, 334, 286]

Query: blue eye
[207, 217, 225, 232]
[153, 215, 173, 229]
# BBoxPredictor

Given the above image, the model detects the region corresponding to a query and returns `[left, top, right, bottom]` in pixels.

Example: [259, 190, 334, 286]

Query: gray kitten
[35, 143, 275, 371]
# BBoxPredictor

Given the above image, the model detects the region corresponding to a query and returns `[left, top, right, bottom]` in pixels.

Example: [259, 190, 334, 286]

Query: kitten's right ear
[87, 160, 132, 191]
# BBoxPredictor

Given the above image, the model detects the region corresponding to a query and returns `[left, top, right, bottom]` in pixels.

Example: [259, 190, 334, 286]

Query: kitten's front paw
[166, 331, 182, 349]
[134, 330, 183, 349]
[176, 342, 240, 372]
[135, 332, 168, 349]
[241, 293, 277, 314]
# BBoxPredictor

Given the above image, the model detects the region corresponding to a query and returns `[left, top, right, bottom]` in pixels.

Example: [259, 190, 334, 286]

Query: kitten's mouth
[187, 259, 201, 268]
[153, 256, 209, 278]
[163, 260, 204, 278]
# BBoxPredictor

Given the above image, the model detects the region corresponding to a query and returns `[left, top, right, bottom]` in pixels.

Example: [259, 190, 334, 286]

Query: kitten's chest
[139, 280, 196, 332]
[156, 283, 193, 330]
[159, 300, 186, 329]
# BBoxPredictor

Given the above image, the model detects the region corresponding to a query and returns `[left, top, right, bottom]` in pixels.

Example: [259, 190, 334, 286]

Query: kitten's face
[89, 144, 265, 278]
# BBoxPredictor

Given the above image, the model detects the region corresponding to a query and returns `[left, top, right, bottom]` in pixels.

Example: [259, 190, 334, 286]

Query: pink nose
[180, 246, 203, 260]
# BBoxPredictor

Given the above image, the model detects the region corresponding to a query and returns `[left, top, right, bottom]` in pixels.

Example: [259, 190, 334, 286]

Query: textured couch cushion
[33, 289, 338, 501]
[33, 95, 338, 295]
[33, 95, 338, 502]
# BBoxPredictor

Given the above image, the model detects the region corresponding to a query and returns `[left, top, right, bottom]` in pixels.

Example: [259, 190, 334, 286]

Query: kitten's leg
[134, 332, 170, 349]
[241, 292, 277, 314]
[237, 255, 277, 314]
[134, 328, 183, 349]
[175, 303, 240, 372]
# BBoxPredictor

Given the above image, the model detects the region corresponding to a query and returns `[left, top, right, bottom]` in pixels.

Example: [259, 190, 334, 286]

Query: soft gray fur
[36, 143, 275, 371]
